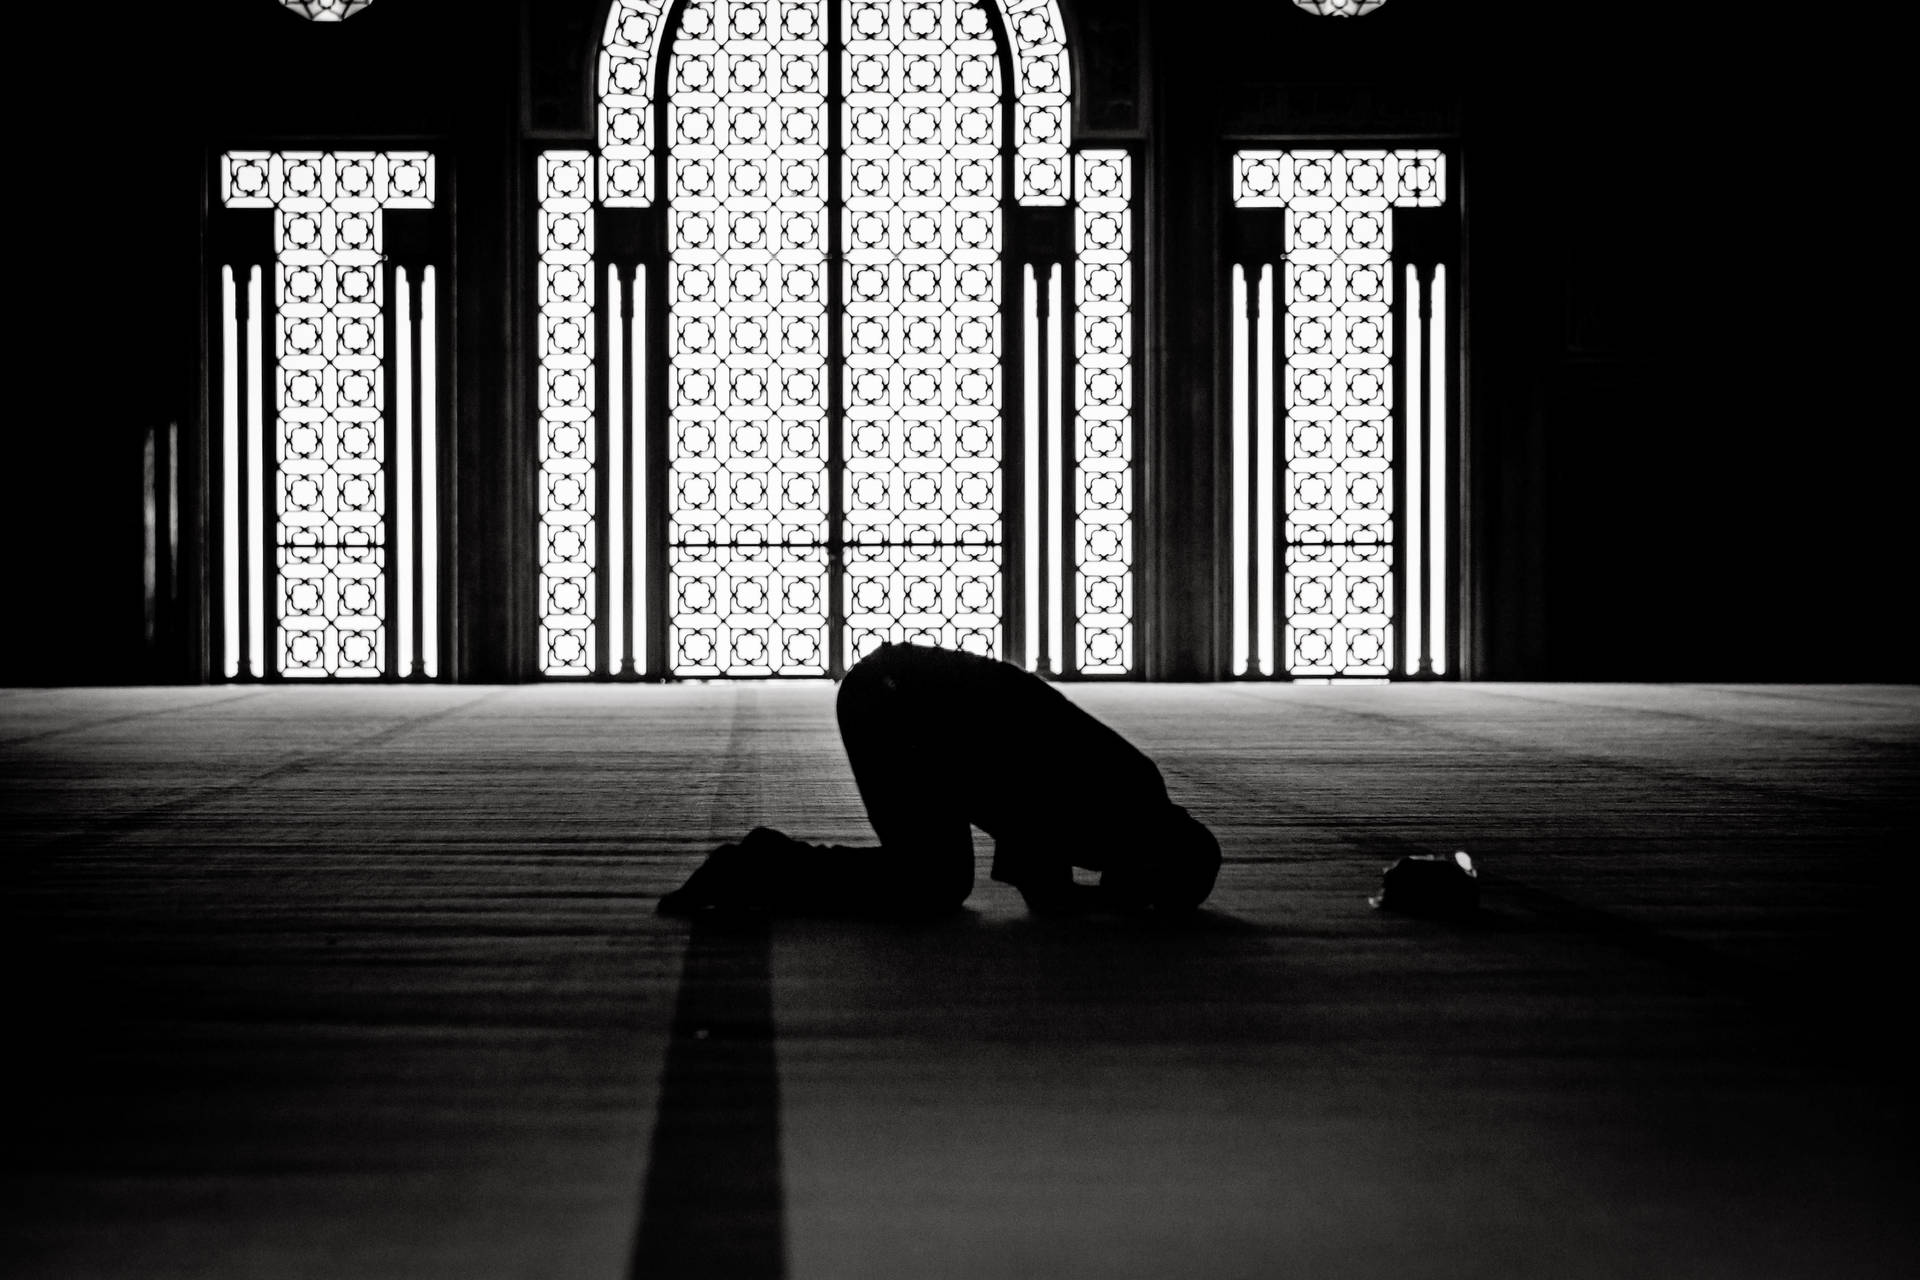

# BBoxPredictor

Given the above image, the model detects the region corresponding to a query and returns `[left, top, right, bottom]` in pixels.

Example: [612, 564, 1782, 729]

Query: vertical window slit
[1256, 262, 1276, 678]
[1024, 265, 1041, 671]
[632, 263, 647, 677]
[221, 266, 240, 678]
[246, 265, 265, 680]
[1428, 264, 1447, 675]
[1046, 261, 1064, 675]
[421, 265, 439, 678]
[1405, 264, 1424, 676]
[397, 267, 415, 676]
[1230, 263, 1249, 676]
[608, 265, 626, 673]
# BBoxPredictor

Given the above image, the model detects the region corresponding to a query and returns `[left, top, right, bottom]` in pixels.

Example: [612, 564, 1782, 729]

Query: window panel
[561, 0, 1117, 678]
[218, 150, 435, 679]
[536, 151, 597, 677]
[842, 0, 1003, 667]
[668, 0, 830, 676]
[1233, 148, 1448, 680]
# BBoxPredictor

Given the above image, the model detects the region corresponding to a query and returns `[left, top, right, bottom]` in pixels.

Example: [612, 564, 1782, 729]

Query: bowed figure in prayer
[659, 642, 1222, 918]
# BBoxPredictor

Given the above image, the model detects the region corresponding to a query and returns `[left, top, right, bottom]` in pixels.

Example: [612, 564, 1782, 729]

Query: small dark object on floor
[1371, 851, 1479, 917]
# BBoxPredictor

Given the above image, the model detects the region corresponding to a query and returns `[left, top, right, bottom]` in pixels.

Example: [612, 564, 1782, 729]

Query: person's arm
[658, 825, 972, 918]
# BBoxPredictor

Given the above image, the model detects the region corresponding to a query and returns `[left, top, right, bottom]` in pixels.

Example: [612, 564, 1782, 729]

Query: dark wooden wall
[10, 0, 1901, 684]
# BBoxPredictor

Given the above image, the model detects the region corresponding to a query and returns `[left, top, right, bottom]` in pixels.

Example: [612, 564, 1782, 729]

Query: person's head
[1099, 805, 1221, 913]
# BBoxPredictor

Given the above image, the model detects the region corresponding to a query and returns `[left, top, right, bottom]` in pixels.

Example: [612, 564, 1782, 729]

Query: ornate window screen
[667, 0, 830, 677]
[536, 152, 598, 676]
[597, 0, 1066, 208]
[1230, 148, 1448, 679]
[600, 0, 673, 207]
[842, 0, 1003, 667]
[1073, 151, 1134, 675]
[549, 0, 1132, 679]
[217, 151, 438, 678]
[1001, 0, 1070, 204]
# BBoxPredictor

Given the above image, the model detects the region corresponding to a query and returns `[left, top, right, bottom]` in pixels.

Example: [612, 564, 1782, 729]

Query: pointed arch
[595, 0, 1071, 208]
[546, 0, 1134, 679]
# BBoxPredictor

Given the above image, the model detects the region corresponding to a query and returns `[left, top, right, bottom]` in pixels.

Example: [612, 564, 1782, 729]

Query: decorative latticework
[536, 152, 598, 676]
[667, 0, 830, 676]
[842, 0, 1003, 667]
[598, 0, 1065, 209]
[545, 0, 1128, 678]
[1000, 0, 1070, 204]
[600, 0, 672, 207]
[220, 150, 434, 677]
[1231, 149, 1446, 679]
[1073, 151, 1133, 675]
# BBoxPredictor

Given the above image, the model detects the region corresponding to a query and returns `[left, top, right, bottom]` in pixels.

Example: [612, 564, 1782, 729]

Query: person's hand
[657, 841, 772, 916]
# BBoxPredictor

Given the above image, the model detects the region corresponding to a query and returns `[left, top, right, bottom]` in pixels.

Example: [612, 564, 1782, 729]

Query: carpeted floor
[2, 683, 1915, 1279]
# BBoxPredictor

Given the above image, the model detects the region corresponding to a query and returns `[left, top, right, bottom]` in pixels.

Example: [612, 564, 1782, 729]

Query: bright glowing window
[544, 0, 1131, 679]
[1230, 149, 1449, 679]
[217, 151, 439, 678]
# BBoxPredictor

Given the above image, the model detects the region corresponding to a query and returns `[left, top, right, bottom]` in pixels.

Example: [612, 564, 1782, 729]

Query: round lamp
[280, 0, 378, 20]
[1292, 0, 1390, 15]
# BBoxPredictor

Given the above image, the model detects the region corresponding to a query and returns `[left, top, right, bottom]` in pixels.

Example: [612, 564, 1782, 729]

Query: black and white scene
[4, 0, 1914, 1276]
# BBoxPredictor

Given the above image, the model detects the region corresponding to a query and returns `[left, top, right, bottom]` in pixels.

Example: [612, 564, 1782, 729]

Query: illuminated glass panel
[1231, 149, 1446, 678]
[566, 0, 1106, 678]
[668, 0, 829, 677]
[1073, 153, 1133, 674]
[1000, 0, 1070, 204]
[1428, 263, 1447, 675]
[603, 0, 1065, 209]
[600, 0, 673, 207]
[537, 151, 597, 676]
[420, 265, 440, 678]
[842, 0, 1003, 667]
[220, 150, 434, 678]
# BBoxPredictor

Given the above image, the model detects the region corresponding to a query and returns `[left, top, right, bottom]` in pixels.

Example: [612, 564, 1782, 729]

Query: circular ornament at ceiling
[1292, 0, 1390, 15]
[280, 0, 378, 20]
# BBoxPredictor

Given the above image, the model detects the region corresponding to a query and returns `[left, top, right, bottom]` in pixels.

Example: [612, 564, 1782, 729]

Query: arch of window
[597, 0, 1070, 208]
[539, 0, 1132, 679]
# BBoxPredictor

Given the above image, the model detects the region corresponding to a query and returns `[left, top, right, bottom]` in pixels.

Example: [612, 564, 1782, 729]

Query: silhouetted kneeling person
[658, 641, 1221, 918]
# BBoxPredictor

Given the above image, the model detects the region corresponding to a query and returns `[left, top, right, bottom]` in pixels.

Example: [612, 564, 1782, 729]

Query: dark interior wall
[9, 0, 1901, 684]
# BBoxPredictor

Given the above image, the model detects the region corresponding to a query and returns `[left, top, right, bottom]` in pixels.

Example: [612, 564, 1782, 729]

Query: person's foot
[657, 842, 775, 916]
[1015, 880, 1104, 917]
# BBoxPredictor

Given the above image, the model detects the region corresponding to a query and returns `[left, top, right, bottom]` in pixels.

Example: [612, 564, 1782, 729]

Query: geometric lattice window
[535, 152, 599, 676]
[217, 151, 441, 678]
[1229, 149, 1450, 679]
[1073, 151, 1136, 675]
[539, 0, 1134, 679]
[667, 0, 837, 676]
[836, 0, 1005, 673]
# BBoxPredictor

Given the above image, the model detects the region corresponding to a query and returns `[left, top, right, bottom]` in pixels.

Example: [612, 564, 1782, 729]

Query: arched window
[537, 0, 1135, 679]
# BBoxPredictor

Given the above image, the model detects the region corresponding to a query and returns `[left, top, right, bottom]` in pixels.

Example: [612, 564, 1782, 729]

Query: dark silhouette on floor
[659, 642, 1222, 918]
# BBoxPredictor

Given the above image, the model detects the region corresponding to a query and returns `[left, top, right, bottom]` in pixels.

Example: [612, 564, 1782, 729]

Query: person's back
[659, 642, 1221, 917]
